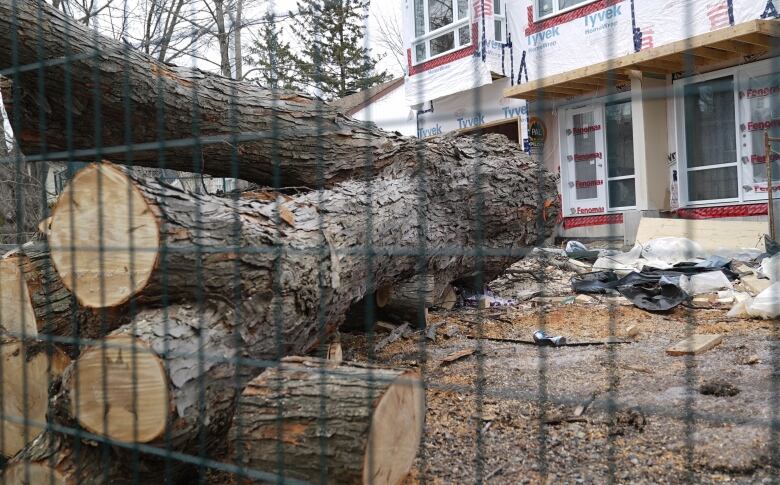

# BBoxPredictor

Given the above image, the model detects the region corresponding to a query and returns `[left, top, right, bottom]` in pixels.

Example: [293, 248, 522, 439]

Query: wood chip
[279, 205, 295, 227]
[440, 348, 475, 365]
[666, 334, 723, 356]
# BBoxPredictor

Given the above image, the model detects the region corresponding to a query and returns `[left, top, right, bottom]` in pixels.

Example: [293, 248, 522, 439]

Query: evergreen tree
[288, 0, 389, 100]
[244, 11, 299, 90]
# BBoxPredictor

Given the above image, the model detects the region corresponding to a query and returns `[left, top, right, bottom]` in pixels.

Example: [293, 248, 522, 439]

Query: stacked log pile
[0, 0, 558, 482]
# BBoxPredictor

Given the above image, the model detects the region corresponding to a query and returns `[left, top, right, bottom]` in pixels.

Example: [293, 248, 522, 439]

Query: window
[683, 76, 738, 202]
[605, 101, 636, 208]
[413, 0, 471, 64]
[536, 0, 597, 20]
[494, 1, 505, 43]
[562, 100, 636, 216]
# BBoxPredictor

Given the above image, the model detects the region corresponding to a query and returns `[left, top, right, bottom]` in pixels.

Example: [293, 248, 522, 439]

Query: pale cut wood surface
[667, 334, 723, 356]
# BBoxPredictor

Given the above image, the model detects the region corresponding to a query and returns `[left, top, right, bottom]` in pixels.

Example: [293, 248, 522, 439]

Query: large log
[228, 357, 424, 485]
[0, 0, 413, 188]
[48, 137, 557, 355]
[56, 303, 243, 454]
[1, 242, 130, 351]
[0, 337, 70, 457]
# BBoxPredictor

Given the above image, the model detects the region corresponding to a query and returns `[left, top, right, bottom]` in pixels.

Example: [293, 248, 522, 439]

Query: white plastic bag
[727, 291, 754, 318]
[640, 237, 707, 265]
[745, 282, 780, 319]
[593, 244, 643, 275]
[679, 271, 733, 295]
[759, 254, 780, 282]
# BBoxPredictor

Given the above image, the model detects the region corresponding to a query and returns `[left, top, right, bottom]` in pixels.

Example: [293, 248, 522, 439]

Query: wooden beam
[737, 33, 772, 48]
[505, 20, 776, 99]
[708, 39, 762, 55]
[691, 46, 733, 61]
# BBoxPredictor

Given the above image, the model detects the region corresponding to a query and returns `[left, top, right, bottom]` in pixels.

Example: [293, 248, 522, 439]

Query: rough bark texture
[52, 138, 557, 356]
[4, 241, 129, 352]
[228, 357, 423, 485]
[380, 274, 436, 327]
[2, 431, 193, 484]
[54, 303, 245, 456]
[0, 0, 415, 188]
[3, 432, 117, 485]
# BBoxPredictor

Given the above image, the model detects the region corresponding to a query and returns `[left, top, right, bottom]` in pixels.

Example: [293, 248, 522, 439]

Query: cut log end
[49, 164, 160, 309]
[0, 257, 38, 338]
[1, 341, 70, 457]
[70, 335, 168, 443]
[363, 370, 425, 485]
[230, 359, 424, 485]
[3, 462, 67, 485]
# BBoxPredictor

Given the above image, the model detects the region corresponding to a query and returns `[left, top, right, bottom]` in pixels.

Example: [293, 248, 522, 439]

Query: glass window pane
[458, 0, 469, 19]
[684, 76, 736, 168]
[414, 0, 426, 37]
[415, 43, 427, 62]
[688, 167, 738, 201]
[430, 32, 455, 56]
[458, 25, 471, 46]
[609, 179, 636, 208]
[429, 0, 454, 32]
[560, 0, 590, 9]
[538, 0, 553, 17]
[606, 101, 634, 178]
[742, 71, 780, 192]
[494, 21, 503, 42]
[573, 111, 598, 200]
[494, 0, 502, 15]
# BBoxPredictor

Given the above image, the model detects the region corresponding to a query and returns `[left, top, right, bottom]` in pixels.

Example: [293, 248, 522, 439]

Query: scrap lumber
[634, 218, 764, 252]
[666, 334, 723, 356]
[228, 357, 424, 485]
[0, 338, 70, 457]
[48, 155, 556, 354]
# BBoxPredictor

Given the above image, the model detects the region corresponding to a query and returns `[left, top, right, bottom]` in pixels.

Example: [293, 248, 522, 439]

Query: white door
[563, 105, 607, 216]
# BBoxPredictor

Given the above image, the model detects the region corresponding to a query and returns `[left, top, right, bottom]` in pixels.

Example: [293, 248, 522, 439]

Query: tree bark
[228, 356, 424, 485]
[56, 303, 246, 456]
[1, 241, 131, 354]
[0, 0, 418, 188]
[48, 136, 557, 356]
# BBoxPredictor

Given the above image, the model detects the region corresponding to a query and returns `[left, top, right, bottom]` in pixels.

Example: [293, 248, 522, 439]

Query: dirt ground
[342, 302, 780, 484]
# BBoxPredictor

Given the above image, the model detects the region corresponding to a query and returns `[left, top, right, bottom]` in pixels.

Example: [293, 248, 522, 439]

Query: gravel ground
[343, 302, 780, 484]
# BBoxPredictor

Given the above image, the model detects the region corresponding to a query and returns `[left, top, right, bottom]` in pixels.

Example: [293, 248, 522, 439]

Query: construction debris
[667, 334, 724, 356]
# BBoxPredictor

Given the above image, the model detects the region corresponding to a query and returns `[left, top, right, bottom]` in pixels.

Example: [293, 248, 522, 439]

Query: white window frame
[535, 0, 599, 22]
[674, 68, 742, 207]
[558, 92, 638, 215]
[494, 1, 506, 43]
[412, 0, 472, 66]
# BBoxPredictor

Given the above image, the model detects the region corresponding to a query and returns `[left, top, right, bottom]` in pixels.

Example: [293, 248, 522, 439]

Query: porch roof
[504, 20, 780, 101]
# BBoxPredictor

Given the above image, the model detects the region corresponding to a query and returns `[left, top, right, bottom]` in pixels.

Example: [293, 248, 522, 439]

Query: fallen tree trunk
[56, 303, 242, 455]
[49, 139, 556, 354]
[0, 0, 415, 188]
[1, 242, 130, 351]
[228, 357, 424, 485]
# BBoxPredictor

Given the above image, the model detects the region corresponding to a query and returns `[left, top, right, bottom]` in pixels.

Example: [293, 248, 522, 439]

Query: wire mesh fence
[1, 0, 780, 484]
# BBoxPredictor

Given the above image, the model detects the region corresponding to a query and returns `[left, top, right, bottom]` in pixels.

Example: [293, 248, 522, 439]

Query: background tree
[288, 0, 389, 100]
[244, 10, 299, 90]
